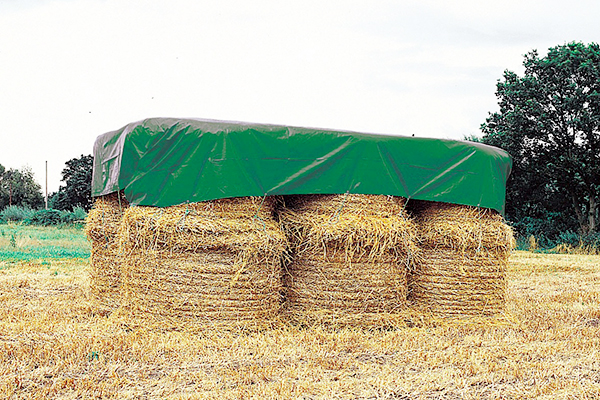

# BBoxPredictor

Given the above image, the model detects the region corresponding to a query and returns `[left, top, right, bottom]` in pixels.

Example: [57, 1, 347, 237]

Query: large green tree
[0, 164, 45, 209]
[50, 154, 93, 211]
[481, 42, 600, 237]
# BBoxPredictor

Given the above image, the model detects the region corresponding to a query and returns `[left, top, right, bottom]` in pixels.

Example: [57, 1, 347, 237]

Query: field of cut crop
[0, 224, 599, 399]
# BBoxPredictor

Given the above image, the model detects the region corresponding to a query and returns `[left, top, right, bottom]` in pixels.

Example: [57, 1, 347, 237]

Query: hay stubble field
[1, 225, 599, 399]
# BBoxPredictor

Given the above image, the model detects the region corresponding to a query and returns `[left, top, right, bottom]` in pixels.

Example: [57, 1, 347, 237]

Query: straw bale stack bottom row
[85, 194, 514, 329]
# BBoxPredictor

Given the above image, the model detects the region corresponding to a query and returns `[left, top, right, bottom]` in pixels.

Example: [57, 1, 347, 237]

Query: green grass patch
[0, 223, 90, 263]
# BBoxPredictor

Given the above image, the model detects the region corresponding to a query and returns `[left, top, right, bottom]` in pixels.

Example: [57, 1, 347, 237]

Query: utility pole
[7, 170, 12, 207]
[45, 161, 48, 209]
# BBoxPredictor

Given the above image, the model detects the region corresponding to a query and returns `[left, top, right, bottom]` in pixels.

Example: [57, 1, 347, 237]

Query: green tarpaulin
[91, 118, 511, 213]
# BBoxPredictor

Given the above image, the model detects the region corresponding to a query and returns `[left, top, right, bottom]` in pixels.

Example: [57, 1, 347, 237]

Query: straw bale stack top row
[92, 118, 511, 213]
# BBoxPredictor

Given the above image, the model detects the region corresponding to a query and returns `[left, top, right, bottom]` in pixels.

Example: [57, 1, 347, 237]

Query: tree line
[0, 164, 44, 210]
[478, 41, 600, 247]
[0, 154, 93, 213]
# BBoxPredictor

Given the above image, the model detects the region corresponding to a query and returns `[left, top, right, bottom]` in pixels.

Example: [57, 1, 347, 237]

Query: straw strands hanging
[279, 194, 420, 326]
[117, 196, 287, 331]
[84, 191, 129, 312]
[410, 201, 515, 317]
[416, 202, 515, 253]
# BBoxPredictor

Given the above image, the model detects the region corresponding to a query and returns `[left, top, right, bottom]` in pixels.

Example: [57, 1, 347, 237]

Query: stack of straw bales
[84, 191, 129, 311]
[116, 196, 287, 330]
[410, 202, 515, 317]
[84, 190, 515, 328]
[279, 194, 419, 326]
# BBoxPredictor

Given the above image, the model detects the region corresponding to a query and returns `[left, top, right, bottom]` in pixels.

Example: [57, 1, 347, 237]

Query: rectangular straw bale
[410, 201, 514, 317]
[285, 252, 407, 307]
[84, 191, 129, 312]
[120, 251, 282, 321]
[410, 248, 508, 317]
[117, 196, 287, 331]
[280, 194, 420, 327]
[414, 201, 515, 253]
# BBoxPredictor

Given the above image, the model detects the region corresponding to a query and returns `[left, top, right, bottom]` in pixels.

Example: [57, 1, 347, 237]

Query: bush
[548, 230, 600, 254]
[580, 232, 600, 248]
[57, 207, 87, 224]
[554, 231, 581, 248]
[0, 206, 35, 223]
[19, 207, 88, 226]
[59, 210, 76, 224]
[513, 235, 531, 251]
[508, 211, 579, 249]
[27, 209, 62, 226]
[71, 206, 87, 220]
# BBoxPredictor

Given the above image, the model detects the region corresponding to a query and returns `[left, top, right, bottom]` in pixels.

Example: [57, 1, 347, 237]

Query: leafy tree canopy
[481, 42, 600, 237]
[50, 155, 93, 211]
[0, 164, 44, 209]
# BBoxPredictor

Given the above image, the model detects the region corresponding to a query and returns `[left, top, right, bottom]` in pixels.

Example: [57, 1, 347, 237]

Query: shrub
[0, 206, 35, 222]
[27, 209, 63, 226]
[555, 231, 581, 248]
[509, 212, 579, 249]
[580, 232, 600, 248]
[57, 207, 87, 224]
[71, 206, 87, 221]
[513, 235, 531, 251]
[59, 210, 76, 224]
[550, 231, 600, 254]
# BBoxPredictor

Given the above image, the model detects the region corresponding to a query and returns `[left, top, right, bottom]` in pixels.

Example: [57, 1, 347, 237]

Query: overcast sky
[1, 0, 599, 194]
